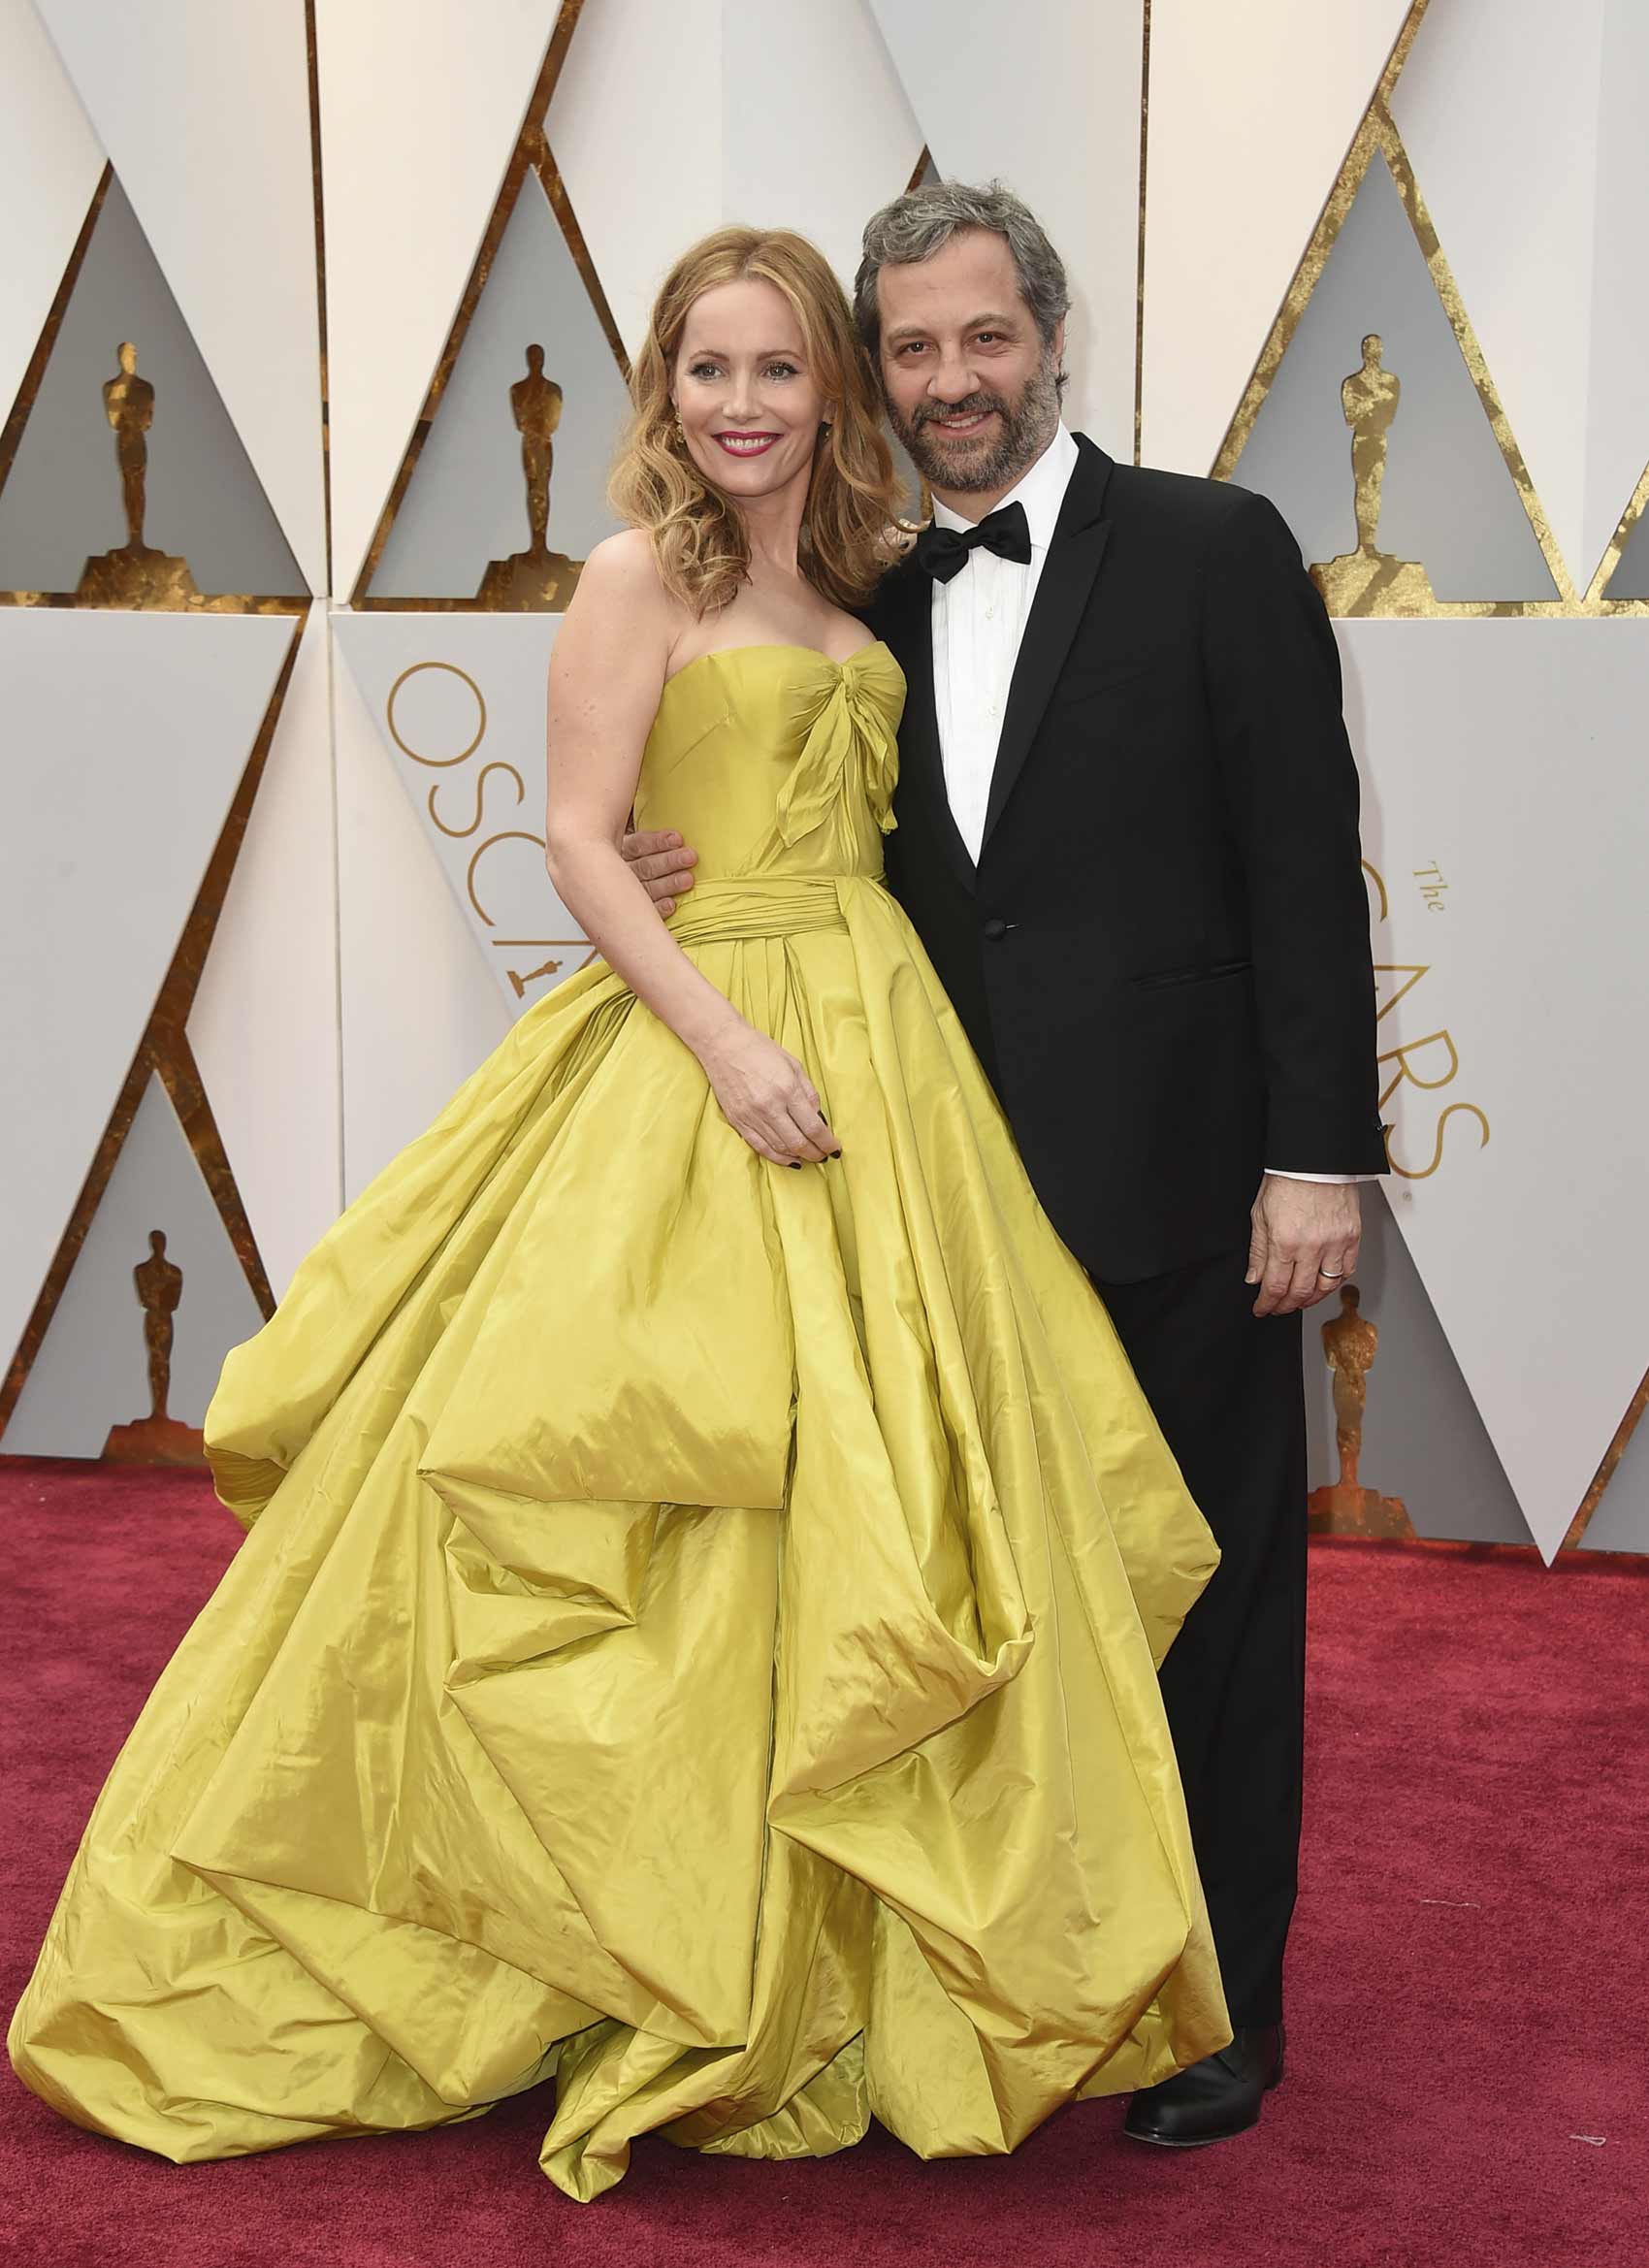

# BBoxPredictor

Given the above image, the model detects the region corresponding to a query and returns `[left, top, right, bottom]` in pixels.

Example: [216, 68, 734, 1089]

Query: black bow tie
[913, 500, 1033, 584]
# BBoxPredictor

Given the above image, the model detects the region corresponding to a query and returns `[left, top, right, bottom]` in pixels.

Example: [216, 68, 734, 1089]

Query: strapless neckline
[661, 638, 895, 699]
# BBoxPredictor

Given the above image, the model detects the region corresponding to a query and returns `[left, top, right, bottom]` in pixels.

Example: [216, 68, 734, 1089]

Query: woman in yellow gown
[9, 229, 1229, 2201]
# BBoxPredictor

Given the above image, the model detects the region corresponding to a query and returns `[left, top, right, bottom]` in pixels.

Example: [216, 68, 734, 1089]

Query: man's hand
[1246, 1176, 1361, 1317]
[621, 826, 698, 917]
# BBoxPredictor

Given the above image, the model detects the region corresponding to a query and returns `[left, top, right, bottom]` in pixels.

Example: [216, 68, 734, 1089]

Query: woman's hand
[697, 1022, 841, 1166]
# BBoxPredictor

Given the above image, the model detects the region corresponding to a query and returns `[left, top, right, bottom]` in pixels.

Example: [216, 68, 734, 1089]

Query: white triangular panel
[1339, 618, 1649, 1559]
[330, 620, 512, 1203]
[4, 1074, 266, 1455]
[317, 0, 566, 597]
[865, 0, 1143, 458]
[546, 0, 722, 364]
[334, 610, 585, 1023]
[35, 0, 327, 593]
[1141, 0, 1412, 472]
[0, 0, 103, 432]
[1392, 0, 1649, 594]
[0, 608, 297, 1378]
[549, 0, 920, 365]
[187, 603, 340, 1300]
[718, 0, 922, 296]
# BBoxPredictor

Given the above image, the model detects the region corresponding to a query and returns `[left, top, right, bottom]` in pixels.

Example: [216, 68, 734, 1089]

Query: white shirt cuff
[1264, 1169, 1372, 1184]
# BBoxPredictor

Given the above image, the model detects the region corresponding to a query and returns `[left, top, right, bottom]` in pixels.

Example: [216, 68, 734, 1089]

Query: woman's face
[672, 277, 833, 503]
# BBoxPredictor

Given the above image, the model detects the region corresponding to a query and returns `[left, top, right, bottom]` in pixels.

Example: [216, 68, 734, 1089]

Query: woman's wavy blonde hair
[609, 227, 907, 617]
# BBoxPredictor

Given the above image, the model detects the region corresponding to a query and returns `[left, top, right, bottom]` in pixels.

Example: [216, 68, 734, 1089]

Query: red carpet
[3, 1457, 1645, 2267]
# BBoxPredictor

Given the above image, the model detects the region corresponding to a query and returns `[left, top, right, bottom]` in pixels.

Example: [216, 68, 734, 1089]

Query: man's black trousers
[1093, 1245, 1309, 2029]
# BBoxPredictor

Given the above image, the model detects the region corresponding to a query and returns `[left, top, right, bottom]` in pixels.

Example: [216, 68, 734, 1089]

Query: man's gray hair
[854, 179, 1071, 356]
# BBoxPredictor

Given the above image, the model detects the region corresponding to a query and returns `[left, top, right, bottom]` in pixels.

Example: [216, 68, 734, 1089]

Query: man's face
[875, 228, 1063, 499]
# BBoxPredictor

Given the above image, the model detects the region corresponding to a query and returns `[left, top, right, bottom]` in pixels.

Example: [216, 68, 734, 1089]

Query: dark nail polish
[789, 1162, 801, 1170]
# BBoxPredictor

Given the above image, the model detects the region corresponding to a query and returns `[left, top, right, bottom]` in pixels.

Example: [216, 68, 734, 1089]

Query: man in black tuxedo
[628, 182, 1385, 2147]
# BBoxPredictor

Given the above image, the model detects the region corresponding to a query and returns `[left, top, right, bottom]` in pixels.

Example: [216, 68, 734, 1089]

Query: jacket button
[982, 916, 1009, 941]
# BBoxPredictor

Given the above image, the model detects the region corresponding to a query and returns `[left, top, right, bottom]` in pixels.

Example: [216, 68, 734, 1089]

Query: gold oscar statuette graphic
[75, 341, 203, 608]
[475, 343, 586, 610]
[1310, 334, 1439, 618]
[102, 1230, 209, 1466]
[507, 955, 564, 998]
[1306, 1284, 1414, 1540]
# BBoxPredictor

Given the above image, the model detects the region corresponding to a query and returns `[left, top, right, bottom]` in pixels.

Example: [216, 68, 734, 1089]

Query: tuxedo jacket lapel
[881, 557, 976, 890]
[979, 437, 1116, 857]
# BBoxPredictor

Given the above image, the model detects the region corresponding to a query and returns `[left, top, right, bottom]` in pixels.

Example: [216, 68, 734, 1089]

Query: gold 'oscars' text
[1364, 859, 1490, 1181]
[384, 660, 594, 1002]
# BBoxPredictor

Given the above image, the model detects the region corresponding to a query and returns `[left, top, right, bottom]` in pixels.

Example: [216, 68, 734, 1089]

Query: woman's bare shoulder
[566, 529, 688, 647]
[578, 529, 668, 606]
[586, 526, 657, 574]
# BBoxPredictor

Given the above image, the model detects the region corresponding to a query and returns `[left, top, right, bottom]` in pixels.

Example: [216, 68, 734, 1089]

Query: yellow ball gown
[9, 639, 1230, 2200]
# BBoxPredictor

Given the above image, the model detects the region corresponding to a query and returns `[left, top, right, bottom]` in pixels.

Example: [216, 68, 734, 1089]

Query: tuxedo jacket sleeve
[1197, 488, 1381, 1175]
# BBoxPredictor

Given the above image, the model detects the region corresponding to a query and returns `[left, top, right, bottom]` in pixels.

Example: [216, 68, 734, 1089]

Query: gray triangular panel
[1605, 494, 1649, 600]
[0, 176, 307, 598]
[1234, 151, 1558, 603]
[1580, 1399, 1649, 1552]
[5, 1075, 266, 1456]
[371, 174, 630, 599]
[1305, 1183, 1535, 1545]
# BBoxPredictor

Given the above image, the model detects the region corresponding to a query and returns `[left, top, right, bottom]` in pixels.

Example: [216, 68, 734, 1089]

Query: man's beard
[888, 346, 1063, 496]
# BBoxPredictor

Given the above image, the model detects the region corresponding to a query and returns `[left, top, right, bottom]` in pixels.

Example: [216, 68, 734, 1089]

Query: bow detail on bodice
[771, 642, 904, 849]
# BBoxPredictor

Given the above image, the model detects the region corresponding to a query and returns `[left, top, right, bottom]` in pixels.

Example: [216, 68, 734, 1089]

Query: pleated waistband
[664, 876, 866, 948]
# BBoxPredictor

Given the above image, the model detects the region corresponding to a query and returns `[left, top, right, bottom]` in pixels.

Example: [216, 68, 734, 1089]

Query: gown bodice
[631, 640, 906, 883]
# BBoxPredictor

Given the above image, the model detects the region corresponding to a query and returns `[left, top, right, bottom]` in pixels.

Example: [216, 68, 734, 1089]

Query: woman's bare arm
[546, 533, 837, 1165]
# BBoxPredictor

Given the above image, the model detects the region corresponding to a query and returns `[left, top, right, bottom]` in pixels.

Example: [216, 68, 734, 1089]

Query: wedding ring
[1318, 1266, 1346, 1280]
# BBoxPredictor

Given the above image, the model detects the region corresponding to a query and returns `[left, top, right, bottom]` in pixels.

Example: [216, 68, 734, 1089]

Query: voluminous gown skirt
[9, 641, 1230, 2197]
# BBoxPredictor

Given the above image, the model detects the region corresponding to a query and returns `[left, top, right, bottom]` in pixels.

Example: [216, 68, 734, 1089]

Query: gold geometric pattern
[1561, 1365, 1649, 1552]
[305, 0, 335, 599]
[0, 11, 335, 1458]
[1587, 455, 1649, 613]
[350, 0, 623, 611]
[1202, 0, 1647, 1544]
[0, 165, 307, 619]
[1213, 0, 1592, 618]
[0, 631, 299, 1443]
[1, 2, 1642, 1552]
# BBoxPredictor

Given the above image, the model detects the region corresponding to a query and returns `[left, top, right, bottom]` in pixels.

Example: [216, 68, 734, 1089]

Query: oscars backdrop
[2, 0, 1646, 1561]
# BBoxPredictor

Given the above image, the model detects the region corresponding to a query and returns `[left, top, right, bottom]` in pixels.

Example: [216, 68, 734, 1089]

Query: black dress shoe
[1122, 2024, 1284, 2147]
